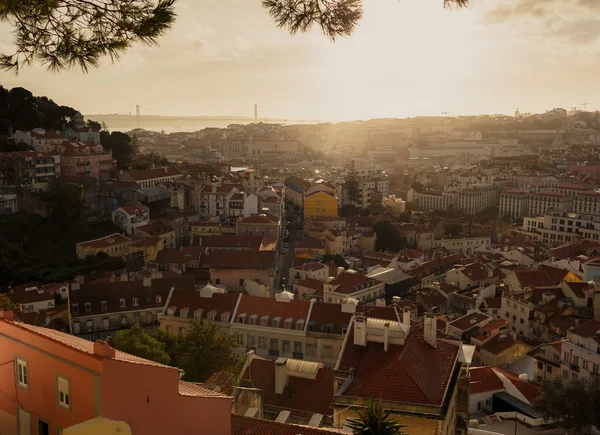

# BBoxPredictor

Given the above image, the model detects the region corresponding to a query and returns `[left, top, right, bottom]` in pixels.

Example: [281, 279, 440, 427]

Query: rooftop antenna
[136, 105, 140, 129]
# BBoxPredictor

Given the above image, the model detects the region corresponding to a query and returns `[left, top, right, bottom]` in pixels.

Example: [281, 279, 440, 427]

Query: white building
[561, 319, 600, 382]
[13, 129, 66, 153]
[111, 204, 150, 235]
[528, 191, 572, 216]
[523, 209, 600, 245]
[500, 189, 530, 220]
[0, 194, 18, 214]
[432, 235, 492, 255]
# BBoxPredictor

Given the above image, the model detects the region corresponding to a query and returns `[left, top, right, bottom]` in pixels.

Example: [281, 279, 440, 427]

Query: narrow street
[275, 206, 300, 292]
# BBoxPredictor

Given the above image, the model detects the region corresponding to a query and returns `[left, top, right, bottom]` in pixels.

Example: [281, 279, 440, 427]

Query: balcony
[268, 349, 280, 356]
[571, 364, 579, 372]
[293, 352, 303, 359]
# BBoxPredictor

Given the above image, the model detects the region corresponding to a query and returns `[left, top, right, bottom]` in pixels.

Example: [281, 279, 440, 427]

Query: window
[132, 297, 139, 307]
[547, 366, 552, 374]
[537, 362, 543, 370]
[294, 341, 302, 355]
[72, 303, 79, 314]
[323, 345, 332, 358]
[572, 373, 578, 381]
[236, 334, 244, 346]
[258, 337, 266, 348]
[119, 298, 126, 308]
[57, 376, 70, 409]
[101, 300, 107, 311]
[239, 279, 244, 287]
[39, 419, 49, 435]
[306, 344, 315, 356]
[283, 340, 291, 353]
[16, 358, 28, 389]
[583, 360, 589, 370]
[215, 279, 221, 285]
[156, 295, 162, 303]
[84, 302, 91, 313]
[247, 335, 255, 348]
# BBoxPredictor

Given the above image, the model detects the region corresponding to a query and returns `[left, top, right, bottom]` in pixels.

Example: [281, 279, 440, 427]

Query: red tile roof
[514, 267, 557, 288]
[294, 278, 325, 292]
[326, 272, 380, 295]
[136, 221, 174, 236]
[291, 262, 327, 272]
[469, 366, 504, 394]
[178, 379, 229, 398]
[240, 214, 279, 224]
[155, 249, 186, 264]
[211, 251, 274, 269]
[9, 285, 55, 305]
[241, 358, 334, 416]
[125, 167, 182, 181]
[447, 312, 491, 332]
[192, 235, 267, 250]
[235, 295, 311, 329]
[119, 205, 146, 215]
[296, 238, 326, 250]
[338, 328, 460, 406]
[534, 190, 566, 197]
[231, 415, 342, 435]
[167, 288, 239, 319]
[76, 233, 131, 249]
[480, 335, 518, 355]
[570, 319, 600, 339]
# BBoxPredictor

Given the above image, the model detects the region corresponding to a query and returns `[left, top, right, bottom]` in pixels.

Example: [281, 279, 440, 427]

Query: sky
[1, 0, 600, 121]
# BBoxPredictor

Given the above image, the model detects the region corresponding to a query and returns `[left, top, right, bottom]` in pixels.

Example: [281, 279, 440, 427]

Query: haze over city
[2, 0, 600, 121]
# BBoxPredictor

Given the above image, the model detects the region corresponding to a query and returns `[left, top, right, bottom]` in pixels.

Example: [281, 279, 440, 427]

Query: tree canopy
[534, 377, 600, 434]
[1, 0, 468, 73]
[101, 131, 137, 170]
[113, 320, 243, 383]
[373, 220, 406, 252]
[345, 160, 360, 206]
[0, 293, 17, 312]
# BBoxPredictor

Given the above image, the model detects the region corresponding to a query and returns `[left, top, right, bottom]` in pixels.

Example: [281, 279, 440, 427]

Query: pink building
[57, 141, 113, 180]
[0, 311, 231, 435]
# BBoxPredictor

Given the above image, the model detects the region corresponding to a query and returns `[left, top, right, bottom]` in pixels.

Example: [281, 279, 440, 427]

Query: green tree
[346, 398, 405, 435]
[410, 181, 424, 194]
[345, 160, 360, 206]
[101, 131, 137, 169]
[373, 220, 406, 252]
[0, 0, 176, 73]
[177, 320, 243, 382]
[113, 324, 171, 365]
[132, 152, 170, 170]
[339, 204, 358, 217]
[52, 182, 85, 225]
[0, 293, 17, 312]
[534, 377, 597, 434]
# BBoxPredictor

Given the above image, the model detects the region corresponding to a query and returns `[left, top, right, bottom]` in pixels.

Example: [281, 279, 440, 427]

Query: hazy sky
[1, 0, 600, 121]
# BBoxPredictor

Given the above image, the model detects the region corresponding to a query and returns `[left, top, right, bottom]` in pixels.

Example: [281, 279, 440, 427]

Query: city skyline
[2, 0, 600, 121]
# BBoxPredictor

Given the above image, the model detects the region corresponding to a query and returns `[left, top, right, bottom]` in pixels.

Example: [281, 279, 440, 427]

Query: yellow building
[75, 233, 132, 260]
[128, 236, 165, 262]
[303, 191, 338, 220]
[135, 221, 176, 249]
[189, 222, 222, 237]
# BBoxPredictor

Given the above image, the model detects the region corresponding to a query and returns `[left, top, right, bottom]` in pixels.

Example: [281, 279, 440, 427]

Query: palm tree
[346, 398, 405, 435]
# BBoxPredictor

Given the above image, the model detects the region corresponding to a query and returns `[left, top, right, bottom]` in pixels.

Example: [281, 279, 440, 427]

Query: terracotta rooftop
[337, 325, 460, 406]
[235, 295, 311, 329]
[9, 284, 55, 305]
[295, 238, 326, 250]
[136, 221, 174, 236]
[326, 272, 380, 295]
[119, 205, 147, 215]
[76, 233, 131, 249]
[290, 262, 327, 272]
[294, 278, 325, 292]
[241, 358, 334, 416]
[192, 235, 269, 250]
[211, 251, 274, 269]
[129, 236, 162, 248]
[447, 312, 491, 332]
[155, 249, 187, 264]
[570, 319, 600, 340]
[166, 288, 239, 320]
[231, 415, 342, 435]
[240, 214, 279, 224]
[125, 167, 182, 181]
[178, 379, 230, 398]
[513, 267, 557, 288]
[469, 366, 504, 395]
[480, 335, 518, 355]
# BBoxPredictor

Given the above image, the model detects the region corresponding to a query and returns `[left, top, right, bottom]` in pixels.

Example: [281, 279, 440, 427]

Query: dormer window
[308, 320, 317, 332]
[296, 319, 305, 331]
[272, 317, 281, 328]
[167, 306, 176, 316]
[249, 314, 258, 325]
[156, 295, 162, 303]
[132, 297, 139, 307]
[238, 313, 247, 324]
[325, 322, 334, 334]
[260, 315, 269, 326]
[119, 298, 126, 308]
[180, 307, 190, 318]
[221, 311, 230, 323]
[284, 318, 293, 329]
[84, 302, 91, 313]
[207, 310, 217, 321]
[194, 309, 203, 319]
[101, 301, 107, 312]
[72, 303, 79, 314]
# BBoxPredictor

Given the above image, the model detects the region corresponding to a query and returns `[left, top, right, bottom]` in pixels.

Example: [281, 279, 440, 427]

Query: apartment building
[523, 210, 600, 245]
[528, 190, 572, 216]
[332, 313, 472, 435]
[560, 319, 600, 382]
[500, 189, 530, 220]
[304, 191, 338, 220]
[0, 151, 61, 193]
[284, 176, 311, 207]
[0, 311, 231, 435]
[56, 141, 112, 180]
[75, 233, 132, 260]
[455, 185, 500, 215]
[134, 220, 176, 249]
[209, 251, 275, 292]
[120, 167, 183, 188]
[288, 262, 331, 285]
[159, 287, 408, 368]
[432, 235, 491, 255]
[322, 271, 385, 305]
[111, 204, 150, 235]
[573, 190, 600, 214]
[236, 213, 280, 240]
[69, 275, 196, 340]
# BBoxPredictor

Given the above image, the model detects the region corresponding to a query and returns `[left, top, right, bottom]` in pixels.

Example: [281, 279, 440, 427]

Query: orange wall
[0, 321, 101, 435]
[102, 360, 231, 435]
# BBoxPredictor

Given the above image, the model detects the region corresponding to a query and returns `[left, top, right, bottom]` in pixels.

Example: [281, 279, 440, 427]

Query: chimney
[93, 340, 116, 359]
[71, 282, 80, 291]
[274, 357, 287, 394]
[120, 273, 128, 282]
[341, 297, 358, 313]
[488, 268, 493, 278]
[143, 277, 152, 287]
[110, 274, 116, 283]
[164, 167, 168, 173]
[353, 313, 367, 347]
[424, 313, 437, 348]
[76, 275, 85, 284]
[337, 267, 344, 276]
[375, 298, 386, 307]
[383, 322, 390, 352]
[402, 306, 411, 326]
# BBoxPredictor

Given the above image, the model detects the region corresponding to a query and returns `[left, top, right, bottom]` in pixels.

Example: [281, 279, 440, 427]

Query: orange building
[0, 310, 231, 435]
